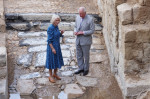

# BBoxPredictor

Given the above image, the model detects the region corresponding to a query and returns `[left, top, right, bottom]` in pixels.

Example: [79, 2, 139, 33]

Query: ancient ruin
[0, 0, 150, 99]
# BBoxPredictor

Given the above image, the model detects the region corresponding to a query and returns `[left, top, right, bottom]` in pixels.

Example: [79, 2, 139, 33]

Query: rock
[63, 31, 74, 37]
[0, 66, 7, 78]
[92, 38, 101, 44]
[0, 33, 6, 46]
[35, 86, 60, 97]
[7, 23, 31, 31]
[36, 78, 49, 85]
[90, 54, 107, 63]
[16, 79, 36, 95]
[91, 45, 105, 50]
[117, 3, 133, 25]
[28, 45, 47, 52]
[0, 47, 6, 67]
[62, 50, 71, 58]
[17, 53, 33, 67]
[61, 71, 73, 77]
[65, 38, 76, 44]
[56, 77, 74, 84]
[63, 58, 70, 66]
[9, 93, 21, 99]
[60, 45, 70, 50]
[0, 79, 6, 95]
[20, 72, 41, 79]
[35, 52, 46, 67]
[61, 85, 65, 90]
[19, 37, 47, 46]
[95, 24, 103, 31]
[18, 31, 47, 38]
[64, 84, 84, 99]
[39, 22, 75, 31]
[58, 22, 74, 31]
[76, 76, 98, 87]
[58, 91, 68, 99]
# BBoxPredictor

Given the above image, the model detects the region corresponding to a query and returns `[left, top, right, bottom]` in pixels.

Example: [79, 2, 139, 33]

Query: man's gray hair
[50, 14, 61, 24]
[78, 7, 86, 12]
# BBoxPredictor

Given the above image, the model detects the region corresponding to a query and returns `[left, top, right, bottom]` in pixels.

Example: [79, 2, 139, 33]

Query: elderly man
[74, 7, 95, 76]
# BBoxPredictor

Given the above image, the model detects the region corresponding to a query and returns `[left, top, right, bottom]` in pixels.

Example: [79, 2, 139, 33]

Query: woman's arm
[49, 44, 56, 54]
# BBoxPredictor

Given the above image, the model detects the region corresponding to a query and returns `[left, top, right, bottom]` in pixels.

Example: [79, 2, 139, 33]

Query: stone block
[0, 20, 6, 32]
[125, 60, 140, 73]
[35, 52, 46, 67]
[20, 72, 41, 79]
[19, 37, 47, 46]
[125, 77, 150, 97]
[62, 50, 71, 58]
[0, 33, 5, 46]
[28, 45, 47, 52]
[9, 93, 21, 99]
[90, 54, 107, 63]
[0, 79, 6, 95]
[76, 76, 98, 87]
[0, 66, 7, 78]
[143, 43, 150, 58]
[65, 38, 76, 44]
[133, 4, 150, 24]
[125, 29, 136, 43]
[16, 79, 36, 95]
[136, 28, 150, 43]
[117, 3, 133, 25]
[17, 53, 33, 67]
[18, 31, 47, 38]
[7, 23, 31, 31]
[0, 47, 6, 67]
[64, 84, 84, 99]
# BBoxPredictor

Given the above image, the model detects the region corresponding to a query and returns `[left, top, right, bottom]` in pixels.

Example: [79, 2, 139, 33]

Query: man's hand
[74, 32, 78, 35]
[74, 31, 84, 35]
[78, 31, 84, 35]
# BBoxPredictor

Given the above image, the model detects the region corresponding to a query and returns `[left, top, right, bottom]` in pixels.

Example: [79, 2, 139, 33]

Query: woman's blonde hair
[50, 14, 61, 24]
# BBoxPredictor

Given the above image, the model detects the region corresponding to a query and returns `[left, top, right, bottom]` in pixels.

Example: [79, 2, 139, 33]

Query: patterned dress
[45, 24, 64, 69]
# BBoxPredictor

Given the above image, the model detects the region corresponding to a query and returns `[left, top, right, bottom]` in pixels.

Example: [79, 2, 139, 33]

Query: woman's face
[53, 18, 60, 26]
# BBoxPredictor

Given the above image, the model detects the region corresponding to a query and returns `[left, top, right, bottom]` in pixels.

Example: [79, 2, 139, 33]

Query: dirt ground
[4, 0, 99, 14]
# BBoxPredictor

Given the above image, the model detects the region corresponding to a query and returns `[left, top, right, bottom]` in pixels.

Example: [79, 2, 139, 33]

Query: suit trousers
[76, 44, 91, 71]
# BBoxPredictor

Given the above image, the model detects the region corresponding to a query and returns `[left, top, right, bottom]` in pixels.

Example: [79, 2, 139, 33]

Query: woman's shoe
[49, 76, 56, 83]
[53, 74, 61, 80]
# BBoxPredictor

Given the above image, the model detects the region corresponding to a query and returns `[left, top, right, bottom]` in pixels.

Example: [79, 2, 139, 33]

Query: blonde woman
[45, 14, 64, 83]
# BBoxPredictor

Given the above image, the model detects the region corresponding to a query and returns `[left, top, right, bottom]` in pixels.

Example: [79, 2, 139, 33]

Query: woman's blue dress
[45, 24, 64, 69]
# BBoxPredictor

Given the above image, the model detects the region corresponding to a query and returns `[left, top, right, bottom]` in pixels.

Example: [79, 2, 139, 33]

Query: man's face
[79, 10, 86, 19]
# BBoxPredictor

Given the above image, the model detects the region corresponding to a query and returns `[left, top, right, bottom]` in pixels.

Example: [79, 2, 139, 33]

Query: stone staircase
[5, 13, 122, 99]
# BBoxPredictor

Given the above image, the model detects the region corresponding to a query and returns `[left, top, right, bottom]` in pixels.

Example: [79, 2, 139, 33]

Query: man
[74, 7, 95, 76]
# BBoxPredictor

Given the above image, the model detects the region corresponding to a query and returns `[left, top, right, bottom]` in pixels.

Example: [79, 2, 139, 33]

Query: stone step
[18, 31, 75, 38]
[19, 36, 103, 46]
[6, 22, 102, 31]
[5, 13, 102, 23]
[9, 93, 21, 99]
[27, 44, 104, 53]
[18, 31, 102, 38]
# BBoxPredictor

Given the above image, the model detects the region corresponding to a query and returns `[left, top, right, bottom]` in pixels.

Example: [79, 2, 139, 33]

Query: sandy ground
[4, 0, 99, 14]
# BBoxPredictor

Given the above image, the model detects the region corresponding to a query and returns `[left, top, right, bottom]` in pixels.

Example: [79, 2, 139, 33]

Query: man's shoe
[83, 70, 89, 76]
[74, 70, 84, 74]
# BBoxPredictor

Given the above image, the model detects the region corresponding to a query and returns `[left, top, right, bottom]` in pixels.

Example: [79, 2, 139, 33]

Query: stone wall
[95, 0, 150, 98]
[0, 0, 8, 99]
[0, 0, 6, 32]
[0, 33, 8, 99]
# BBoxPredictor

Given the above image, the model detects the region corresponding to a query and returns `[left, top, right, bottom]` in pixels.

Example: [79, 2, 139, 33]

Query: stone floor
[4, 0, 99, 14]
[4, 0, 123, 98]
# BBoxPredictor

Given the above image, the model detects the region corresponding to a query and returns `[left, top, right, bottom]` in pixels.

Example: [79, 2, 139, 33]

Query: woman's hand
[52, 48, 56, 54]
[61, 30, 64, 34]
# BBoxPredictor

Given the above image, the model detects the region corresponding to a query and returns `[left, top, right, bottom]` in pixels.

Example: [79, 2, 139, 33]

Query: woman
[45, 14, 64, 83]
